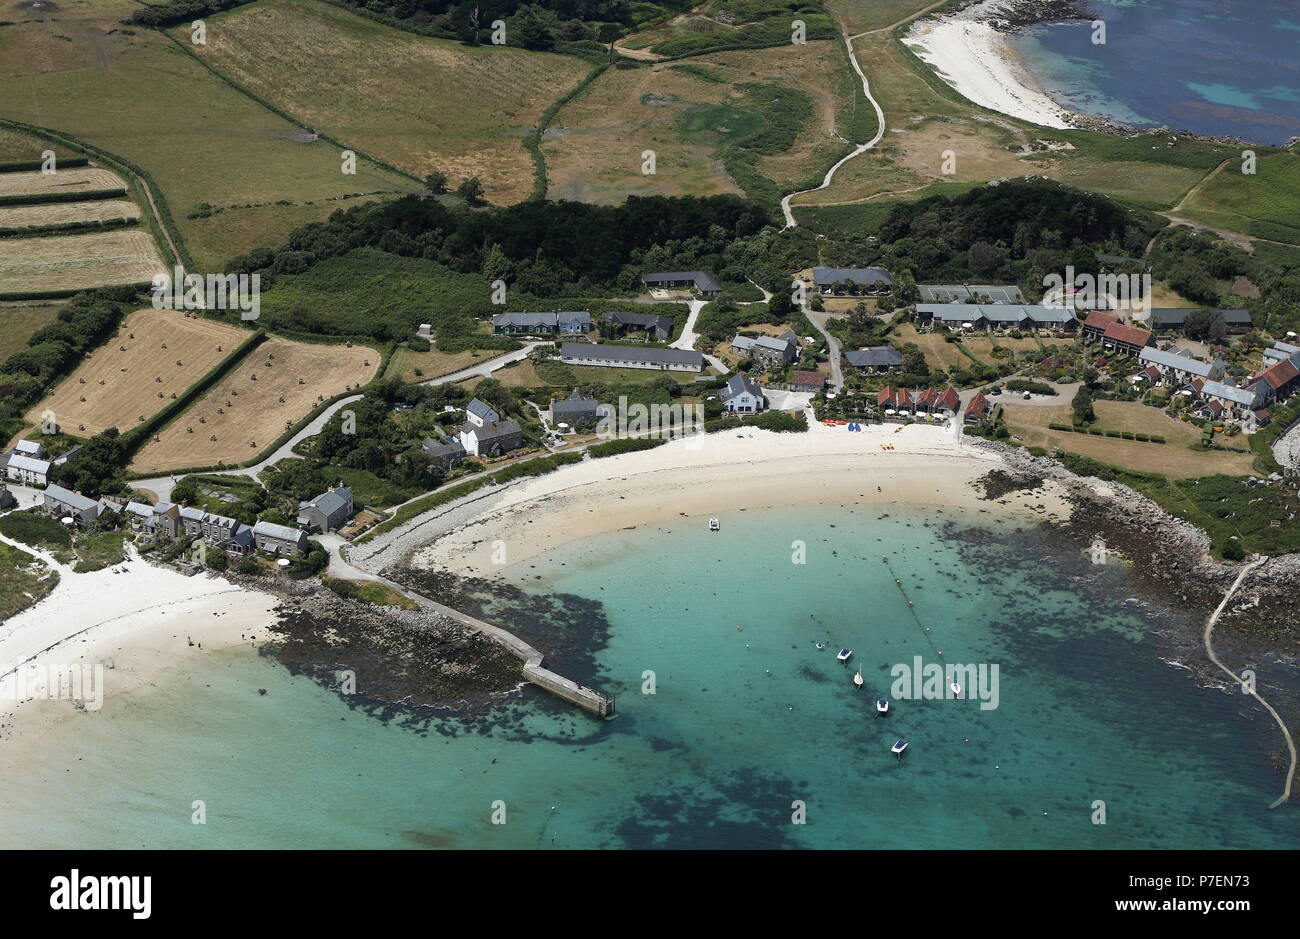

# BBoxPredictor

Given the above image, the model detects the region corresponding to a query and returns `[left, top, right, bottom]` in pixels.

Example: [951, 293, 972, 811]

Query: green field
[0, 1, 413, 270]
[175, 0, 590, 206]
[0, 301, 63, 361]
[1178, 152, 1300, 245]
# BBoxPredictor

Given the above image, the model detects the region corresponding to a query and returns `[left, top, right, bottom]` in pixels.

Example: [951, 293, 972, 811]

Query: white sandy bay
[904, 0, 1073, 130]
[364, 419, 1072, 580]
[0, 544, 279, 770]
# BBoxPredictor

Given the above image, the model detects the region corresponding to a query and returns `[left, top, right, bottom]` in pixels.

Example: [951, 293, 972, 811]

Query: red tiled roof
[877, 385, 895, 407]
[935, 386, 961, 411]
[790, 369, 825, 388]
[1259, 360, 1299, 389]
[966, 392, 989, 415]
[1140, 365, 1160, 380]
[1103, 321, 1153, 348]
[1084, 311, 1118, 330]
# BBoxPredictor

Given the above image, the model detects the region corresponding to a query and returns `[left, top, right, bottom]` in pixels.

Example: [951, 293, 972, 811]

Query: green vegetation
[0, 511, 74, 562]
[0, 541, 58, 622]
[706, 409, 807, 433]
[588, 437, 669, 458]
[320, 574, 419, 610]
[71, 530, 130, 573]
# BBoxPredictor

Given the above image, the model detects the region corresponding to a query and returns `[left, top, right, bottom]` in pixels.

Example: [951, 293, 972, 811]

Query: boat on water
[853, 668, 863, 688]
[876, 699, 889, 714]
[891, 739, 908, 756]
[837, 649, 852, 662]
[708, 517, 720, 531]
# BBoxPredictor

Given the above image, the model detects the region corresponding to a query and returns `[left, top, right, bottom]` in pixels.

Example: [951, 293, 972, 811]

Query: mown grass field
[382, 344, 485, 383]
[0, 3, 413, 270]
[0, 166, 124, 199]
[545, 41, 863, 205]
[794, 26, 1228, 213]
[28, 308, 252, 437]
[179, 0, 590, 205]
[1002, 400, 1257, 478]
[132, 336, 379, 473]
[0, 229, 165, 293]
[0, 198, 140, 232]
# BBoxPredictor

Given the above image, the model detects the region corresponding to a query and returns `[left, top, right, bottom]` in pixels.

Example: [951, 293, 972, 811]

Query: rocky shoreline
[974, 439, 1300, 643]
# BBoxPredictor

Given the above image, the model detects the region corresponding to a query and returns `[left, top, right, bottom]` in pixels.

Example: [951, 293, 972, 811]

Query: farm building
[809, 266, 892, 295]
[641, 271, 721, 297]
[606, 312, 673, 342]
[1136, 347, 1226, 385]
[421, 439, 467, 469]
[559, 342, 703, 373]
[721, 373, 765, 413]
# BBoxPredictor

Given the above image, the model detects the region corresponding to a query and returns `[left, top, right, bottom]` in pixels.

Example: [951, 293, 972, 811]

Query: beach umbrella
[277, 558, 290, 567]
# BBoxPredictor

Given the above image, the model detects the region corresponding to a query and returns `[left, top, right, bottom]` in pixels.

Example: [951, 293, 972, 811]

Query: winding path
[1201, 556, 1296, 809]
[779, 27, 885, 228]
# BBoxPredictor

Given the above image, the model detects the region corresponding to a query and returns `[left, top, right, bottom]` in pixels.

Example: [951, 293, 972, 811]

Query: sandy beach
[0, 543, 280, 771]
[903, 0, 1074, 130]
[353, 418, 1073, 581]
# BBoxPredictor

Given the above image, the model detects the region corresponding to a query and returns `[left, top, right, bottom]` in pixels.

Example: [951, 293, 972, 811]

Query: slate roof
[917, 285, 1024, 304]
[253, 520, 306, 541]
[466, 398, 500, 423]
[721, 373, 763, 403]
[303, 486, 353, 519]
[1148, 308, 1252, 329]
[13, 440, 43, 456]
[560, 342, 703, 369]
[552, 390, 600, 416]
[1138, 346, 1223, 377]
[8, 454, 50, 475]
[845, 346, 903, 368]
[811, 266, 892, 287]
[44, 484, 97, 512]
[467, 418, 523, 444]
[1202, 380, 1259, 406]
[642, 271, 721, 292]
[608, 311, 673, 333]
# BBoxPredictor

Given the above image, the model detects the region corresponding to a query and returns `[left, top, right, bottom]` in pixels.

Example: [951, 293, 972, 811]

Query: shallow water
[0, 504, 1293, 848]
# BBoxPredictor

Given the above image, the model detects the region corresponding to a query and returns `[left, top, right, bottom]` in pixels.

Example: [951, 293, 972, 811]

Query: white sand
[904, 0, 1073, 130]
[350, 416, 1072, 579]
[0, 543, 280, 769]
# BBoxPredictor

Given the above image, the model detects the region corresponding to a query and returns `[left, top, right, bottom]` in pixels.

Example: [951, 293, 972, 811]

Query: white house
[721, 373, 765, 413]
[1137, 346, 1225, 385]
[6, 454, 51, 486]
[465, 397, 500, 428]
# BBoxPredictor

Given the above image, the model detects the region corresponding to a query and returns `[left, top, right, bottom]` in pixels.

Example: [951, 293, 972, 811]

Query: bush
[1221, 539, 1246, 561]
[588, 437, 668, 458]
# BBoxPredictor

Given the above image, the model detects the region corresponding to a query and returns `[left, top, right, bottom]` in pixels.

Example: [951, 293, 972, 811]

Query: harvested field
[132, 337, 380, 473]
[0, 229, 165, 293]
[0, 199, 139, 232]
[0, 166, 126, 200]
[383, 344, 483, 383]
[26, 308, 252, 437]
[178, 0, 588, 205]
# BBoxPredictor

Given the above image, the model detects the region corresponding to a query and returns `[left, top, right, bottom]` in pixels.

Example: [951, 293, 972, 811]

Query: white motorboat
[708, 517, 720, 531]
[837, 649, 852, 663]
[876, 699, 889, 714]
[891, 739, 908, 756]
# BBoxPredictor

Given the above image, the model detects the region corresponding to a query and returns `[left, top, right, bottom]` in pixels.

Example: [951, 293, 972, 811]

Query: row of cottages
[551, 389, 602, 429]
[913, 304, 1078, 333]
[490, 311, 592, 335]
[1, 438, 52, 486]
[641, 271, 722, 297]
[808, 266, 892, 296]
[1132, 346, 1226, 387]
[845, 345, 903, 374]
[1147, 308, 1253, 336]
[559, 342, 703, 373]
[917, 284, 1025, 304]
[721, 373, 765, 413]
[876, 385, 962, 417]
[606, 311, 673, 342]
[1081, 311, 1155, 355]
[730, 332, 798, 367]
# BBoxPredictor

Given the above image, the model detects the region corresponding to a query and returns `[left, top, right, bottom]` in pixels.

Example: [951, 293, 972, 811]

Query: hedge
[587, 437, 667, 458]
[524, 63, 609, 201]
[0, 157, 89, 173]
[0, 216, 137, 239]
[0, 188, 127, 207]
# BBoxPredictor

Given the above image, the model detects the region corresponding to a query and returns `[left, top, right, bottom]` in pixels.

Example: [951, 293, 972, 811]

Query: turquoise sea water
[1006, 0, 1300, 144]
[0, 503, 1295, 848]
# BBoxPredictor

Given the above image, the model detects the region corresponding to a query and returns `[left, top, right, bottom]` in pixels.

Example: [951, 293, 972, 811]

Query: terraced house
[1135, 347, 1226, 386]
[730, 332, 797, 367]
[845, 346, 903, 374]
[1081, 311, 1155, 355]
[809, 266, 892, 296]
[913, 304, 1078, 333]
[490, 311, 592, 335]
[559, 342, 703, 373]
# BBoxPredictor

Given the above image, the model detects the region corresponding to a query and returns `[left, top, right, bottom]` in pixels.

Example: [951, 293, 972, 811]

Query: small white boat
[876, 699, 889, 714]
[853, 668, 863, 688]
[837, 649, 852, 663]
[891, 739, 908, 756]
[708, 517, 720, 531]
[950, 681, 962, 698]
